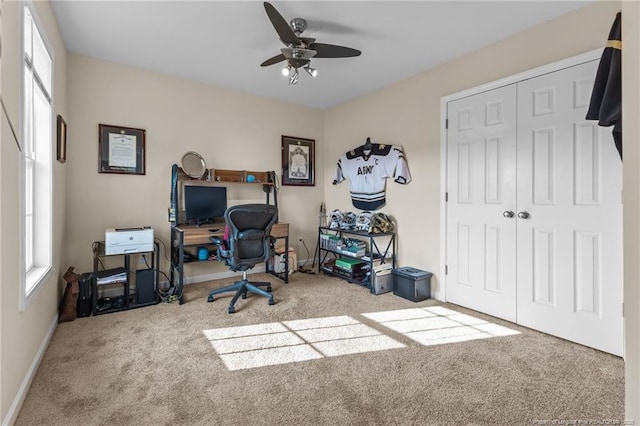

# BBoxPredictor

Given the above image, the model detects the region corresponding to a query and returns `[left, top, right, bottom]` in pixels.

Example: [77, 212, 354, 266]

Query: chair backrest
[223, 204, 278, 270]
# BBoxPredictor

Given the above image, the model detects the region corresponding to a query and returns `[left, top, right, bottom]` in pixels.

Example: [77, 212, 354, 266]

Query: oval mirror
[181, 151, 207, 179]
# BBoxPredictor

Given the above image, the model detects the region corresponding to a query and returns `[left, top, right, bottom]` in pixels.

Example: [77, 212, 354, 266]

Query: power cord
[141, 249, 181, 303]
[155, 237, 172, 263]
[92, 241, 108, 270]
[154, 268, 182, 303]
[297, 240, 317, 274]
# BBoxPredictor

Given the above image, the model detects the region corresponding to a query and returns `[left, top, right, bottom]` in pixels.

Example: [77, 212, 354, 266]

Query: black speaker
[77, 272, 93, 317]
[135, 269, 156, 305]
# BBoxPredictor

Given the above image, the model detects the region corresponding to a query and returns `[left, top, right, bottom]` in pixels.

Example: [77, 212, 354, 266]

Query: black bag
[77, 272, 93, 317]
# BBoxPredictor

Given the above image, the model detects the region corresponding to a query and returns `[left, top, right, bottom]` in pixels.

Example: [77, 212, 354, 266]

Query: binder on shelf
[335, 257, 365, 269]
[96, 267, 127, 285]
[340, 247, 366, 257]
[361, 253, 380, 261]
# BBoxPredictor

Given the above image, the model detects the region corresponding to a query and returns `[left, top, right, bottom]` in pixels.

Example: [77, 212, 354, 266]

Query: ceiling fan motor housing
[290, 18, 307, 35]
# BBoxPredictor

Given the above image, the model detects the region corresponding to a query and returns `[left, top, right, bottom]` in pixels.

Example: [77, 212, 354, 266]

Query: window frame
[19, 1, 54, 311]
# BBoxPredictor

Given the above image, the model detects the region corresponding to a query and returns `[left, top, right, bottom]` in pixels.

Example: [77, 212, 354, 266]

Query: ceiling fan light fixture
[289, 68, 299, 85]
[282, 65, 290, 76]
[304, 65, 318, 78]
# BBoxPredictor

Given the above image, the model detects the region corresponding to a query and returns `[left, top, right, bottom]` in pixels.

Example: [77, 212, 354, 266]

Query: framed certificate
[98, 124, 146, 175]
[281, 135, 315, 186]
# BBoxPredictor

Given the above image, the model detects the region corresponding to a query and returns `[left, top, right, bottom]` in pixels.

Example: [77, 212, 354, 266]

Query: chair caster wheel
[208, 296, 214, 302]
[267, 287, 272, 293]
[228, 306, 235, 314]
[268, 298, 275, 306]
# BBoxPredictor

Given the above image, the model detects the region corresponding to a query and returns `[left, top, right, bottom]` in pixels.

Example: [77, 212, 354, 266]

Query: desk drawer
[179, 225, 224, 246]
[183, 234, 219, 246]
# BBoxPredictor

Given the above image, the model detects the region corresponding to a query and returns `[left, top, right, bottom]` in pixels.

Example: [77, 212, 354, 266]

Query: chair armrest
[210, 236, 223, 245]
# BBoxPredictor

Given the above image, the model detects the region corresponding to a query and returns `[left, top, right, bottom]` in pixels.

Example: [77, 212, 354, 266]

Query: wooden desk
[270, 222, 289, 239]
[169, 222, 290, 304]
[178, 223, 225, 246]
[177, 222, 288, 244]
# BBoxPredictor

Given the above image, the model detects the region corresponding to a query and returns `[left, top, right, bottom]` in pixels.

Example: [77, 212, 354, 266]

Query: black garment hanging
[364, 137, 373, 150]
[586, 12, 622, 160]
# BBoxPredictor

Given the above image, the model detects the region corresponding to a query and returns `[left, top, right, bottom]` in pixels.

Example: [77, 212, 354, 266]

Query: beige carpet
[16, 272, 624, 425]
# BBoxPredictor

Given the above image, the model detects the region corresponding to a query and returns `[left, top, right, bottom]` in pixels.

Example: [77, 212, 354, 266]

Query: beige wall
[622, 1, 640, 421]
[0, 0, 67, 422]
[324, 0, 621, 297]
[65, 54, 324, 278]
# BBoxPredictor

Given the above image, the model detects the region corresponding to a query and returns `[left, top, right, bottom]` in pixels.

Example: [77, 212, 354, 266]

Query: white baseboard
[184, 265, 268, 285]
[3, 314, 58, 426]
[179, 257, 312, 286]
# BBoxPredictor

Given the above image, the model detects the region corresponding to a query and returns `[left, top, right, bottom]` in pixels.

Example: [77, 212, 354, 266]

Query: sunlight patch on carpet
[203, 316, 405, 371]
[219, 345, 323, 371]
[312, 334, 404, 357]
[362, 306, 520, 346]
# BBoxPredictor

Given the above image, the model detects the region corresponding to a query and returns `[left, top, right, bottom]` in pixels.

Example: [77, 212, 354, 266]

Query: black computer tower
[136, 269, 156, 305]
[77, 272, 93, 317]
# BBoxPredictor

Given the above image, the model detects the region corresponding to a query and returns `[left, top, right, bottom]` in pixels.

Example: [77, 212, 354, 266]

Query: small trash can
[392, 267, 432, 302]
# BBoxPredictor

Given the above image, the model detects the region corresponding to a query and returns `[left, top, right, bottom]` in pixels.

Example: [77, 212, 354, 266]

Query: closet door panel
[445, 85, 517, 322]
[516, 60, 622, 356]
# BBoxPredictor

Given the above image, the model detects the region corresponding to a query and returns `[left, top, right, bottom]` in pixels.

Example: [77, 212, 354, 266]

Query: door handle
[503, 211, 515, 218]
[517, 211, 530, 219]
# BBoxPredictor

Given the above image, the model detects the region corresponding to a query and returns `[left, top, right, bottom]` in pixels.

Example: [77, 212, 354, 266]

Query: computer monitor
[183, 185, 227, 226]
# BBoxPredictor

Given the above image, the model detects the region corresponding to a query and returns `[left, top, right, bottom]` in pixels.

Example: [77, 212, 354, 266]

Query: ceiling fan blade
[263, 2, 299, 46]
[260, 54, 287, 67]
[309, 43, 361, 58]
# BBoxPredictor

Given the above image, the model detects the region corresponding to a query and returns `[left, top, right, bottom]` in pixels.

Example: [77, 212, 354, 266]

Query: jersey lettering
[358, 165, 374, 175]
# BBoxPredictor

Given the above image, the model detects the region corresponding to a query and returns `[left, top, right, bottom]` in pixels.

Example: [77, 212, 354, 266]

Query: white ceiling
[50, 1, 593, 110]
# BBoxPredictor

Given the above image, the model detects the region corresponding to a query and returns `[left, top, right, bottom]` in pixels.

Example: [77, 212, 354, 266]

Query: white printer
[105, 227, 154, 255]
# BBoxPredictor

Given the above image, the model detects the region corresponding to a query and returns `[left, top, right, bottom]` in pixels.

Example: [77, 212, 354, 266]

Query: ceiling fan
[260, 2, 361, 85]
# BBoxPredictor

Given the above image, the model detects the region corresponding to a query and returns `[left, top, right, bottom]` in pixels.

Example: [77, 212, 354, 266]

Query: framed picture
[98, 124, 146, 175]
[281, 135, 315, 186]
[56, 115, 67, 163]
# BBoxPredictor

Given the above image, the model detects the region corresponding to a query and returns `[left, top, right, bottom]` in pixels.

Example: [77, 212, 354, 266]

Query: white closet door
[516, 60, 623, 356]
[446, 84, 518, 322]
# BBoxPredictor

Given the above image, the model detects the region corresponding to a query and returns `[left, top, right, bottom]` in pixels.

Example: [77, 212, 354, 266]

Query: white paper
[108, 133, 137, 168]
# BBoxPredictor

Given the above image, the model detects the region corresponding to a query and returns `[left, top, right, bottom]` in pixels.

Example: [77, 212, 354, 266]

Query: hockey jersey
[333, 143, 411, 210]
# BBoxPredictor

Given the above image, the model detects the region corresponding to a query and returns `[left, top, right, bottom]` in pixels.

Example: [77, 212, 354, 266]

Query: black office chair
[207, 204, 278, 313]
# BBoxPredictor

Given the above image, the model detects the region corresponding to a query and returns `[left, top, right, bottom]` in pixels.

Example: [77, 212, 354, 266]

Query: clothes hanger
[364, 137, 372, 150]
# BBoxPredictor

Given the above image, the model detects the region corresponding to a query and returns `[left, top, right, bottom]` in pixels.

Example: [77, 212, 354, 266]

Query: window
[21, 4, 53, 308]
